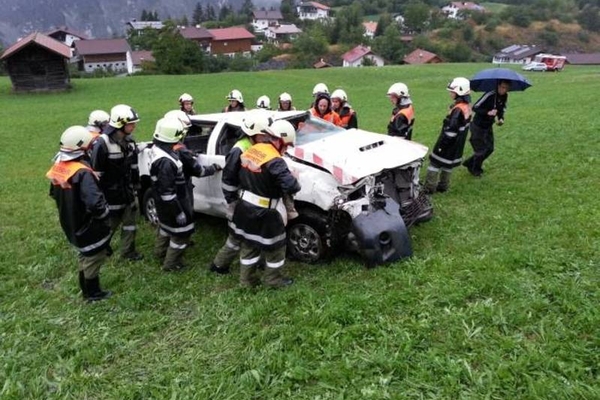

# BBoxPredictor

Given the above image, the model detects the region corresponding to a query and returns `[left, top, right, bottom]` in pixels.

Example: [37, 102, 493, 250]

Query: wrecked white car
[137, 110, 432, 266]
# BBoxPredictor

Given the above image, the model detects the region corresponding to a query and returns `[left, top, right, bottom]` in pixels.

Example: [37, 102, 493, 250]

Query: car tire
[142, 188, 159, 226]
[287, 209, 331, 263]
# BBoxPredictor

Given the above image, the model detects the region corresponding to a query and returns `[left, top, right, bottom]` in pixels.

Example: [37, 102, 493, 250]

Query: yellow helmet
[109, 104, 140, 129]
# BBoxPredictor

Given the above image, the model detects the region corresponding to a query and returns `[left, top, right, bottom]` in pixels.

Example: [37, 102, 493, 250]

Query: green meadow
[0, 64, 598, 399]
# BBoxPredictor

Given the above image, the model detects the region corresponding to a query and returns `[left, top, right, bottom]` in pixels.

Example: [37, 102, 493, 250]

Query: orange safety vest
[451, 102, 471, 120]
[391, 105, 415, 124]
[310, 108, 343, 126]
[46, 161, 94, 189]
[241, 143, 281, 173]
[339, 107, 356, 128]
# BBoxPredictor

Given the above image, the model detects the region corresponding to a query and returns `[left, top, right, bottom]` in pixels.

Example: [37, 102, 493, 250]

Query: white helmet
[312, 83, 329, 96]
[266, 120, 296, 145]
[109, 104, 140, 129]
[387, 82, 410, 97]
[60, 126, 94, 152]
[279, 92, 292, 103]
[447, 77, 471, 96]
[256, 95, 271, 110]
[331, 89, 348, 102]
[153, 117, 186, 143]
[241, 113, 273, 137]
[178, 93, 194, 104]
[226, 89, 244, 103]
[88, 110, 110, 128]
[164, 110, 192, 129]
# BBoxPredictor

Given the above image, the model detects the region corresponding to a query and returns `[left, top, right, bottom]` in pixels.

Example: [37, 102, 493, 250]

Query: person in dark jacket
[230, 119, 301, 288]
[387, 82, 415, 140]
[90, 104, 143, 261]
[331, 89, 358, 129]
[46, 126, 112, 302]
[310, 93, 343, 127]
[150, 117, 221, 271]
[179, 93, 196, 115]
[462, 80, 510, 176]
[209, 113, 273, 275]
[424, 77, 472, 194]
[223, 89, 246, 112]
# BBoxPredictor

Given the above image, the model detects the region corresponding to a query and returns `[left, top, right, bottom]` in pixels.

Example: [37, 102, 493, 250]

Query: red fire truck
[533, 54, 566, 71]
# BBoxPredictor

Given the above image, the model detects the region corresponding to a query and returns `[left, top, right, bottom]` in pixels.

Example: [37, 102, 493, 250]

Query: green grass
[1, 64, 599, 399]
[481, 2, 509, 14]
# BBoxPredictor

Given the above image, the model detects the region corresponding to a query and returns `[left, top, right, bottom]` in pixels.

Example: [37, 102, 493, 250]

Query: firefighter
[179, 93, 196, 115]
[277, 92, 296, 111]
[209, 113, 273, 275]
[256, 95, 272, 110]
[87, 110, 110, 139]
[310, 82, 329, 108]
[330, 89, 358, 129]
[387, 82, 415, 140]
[424, 77, 472, 194]
[230, 119, 301, 288]
[462, 80, 510, 177]
[223, 89, 246, 112]
[310, 93, 343, 127]
[90, 104, 143, 261]
[46, 126, 112, 302]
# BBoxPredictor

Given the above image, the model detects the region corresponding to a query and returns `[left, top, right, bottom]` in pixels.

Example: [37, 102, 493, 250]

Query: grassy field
[0, 64, 598, 399]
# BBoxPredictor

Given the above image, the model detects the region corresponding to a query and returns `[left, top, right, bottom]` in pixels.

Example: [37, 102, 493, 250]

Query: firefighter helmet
[387, 83, 410, 97]
[178, 93, 194, 104]
[312, 83, 329, 96]
[279, 92, 292, 103]
[226, 89, 244, 103]
[241, 113, 272, 137]
[331, 89, 348, 102]
[164, 110, 192, 129]
[266, 120, 296, 145]
[88, 110, 110, 128]
[447, 77, 471, 96]
[60, 126, 95, 152]
[256, 95, 271, 110]
[153, 117, 186, 143]
[109, 104, 140, 129]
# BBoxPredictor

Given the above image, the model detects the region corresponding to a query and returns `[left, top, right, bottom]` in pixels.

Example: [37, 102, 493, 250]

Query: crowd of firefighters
[46, 78, 508, 302]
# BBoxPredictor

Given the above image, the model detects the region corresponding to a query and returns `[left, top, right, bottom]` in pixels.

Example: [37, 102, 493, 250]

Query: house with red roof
[265, 24, 303, 43]
[342, 45, 384, 67]
[74, 38, 132, 74]
[403, 48, 442, 64]
[297, 1, 331, 20]
[45, 26, 88, 47]
[252, 10, 284, 33]
[131, 50, 155, 73]
[1, 32, 72, 92]
[362, 21, 378, 39]
[178, 26, 213, 52]
[207, 27, 255, 56]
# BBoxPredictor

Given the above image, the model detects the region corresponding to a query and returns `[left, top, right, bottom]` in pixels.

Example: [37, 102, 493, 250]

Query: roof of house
[342, 45, 374, 63]
[403, 48, 441, 64]
[313, 58, 333, 68]
[208, 27, 255, 41]
[45, 26, 89, 40]
[269, 24, 302, 35]
[0, 32, 72, 60]
[74, 38, 131, 56]
[494, 44, 541, 60]
[362, 21, 378, 33]
[564, 53, 600, 64]
[253, 10, 283, 20]
[127, 20, 164, 30]
[131, 50, 155, 65]
[299, 1, 331, 11]
[445, 2, 485, 10]
[178, 26, 213, 40]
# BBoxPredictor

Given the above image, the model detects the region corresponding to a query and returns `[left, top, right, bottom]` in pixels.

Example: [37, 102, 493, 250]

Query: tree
[219, 5, 232, 21]
[293, 26, 329, 67]
[180, 15, 189, 27]
[403, 1, 430, 33]
[206, 4, 216, 21]
[240, 0, 255, 22]
[333, 3, 365, 45]
[152, 22, 205, 74]
[192, 3, 204, 25]
[141, 10, 149, 21]
[127, 26, 160, 51]
[375, 13, 392, 37]
[280, 0, 296, 22]
[372, 24, 406, 64]
[578, 5, 600, 32]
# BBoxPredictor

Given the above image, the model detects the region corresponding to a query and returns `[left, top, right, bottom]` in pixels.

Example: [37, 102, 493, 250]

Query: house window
[224, 42, 228, 46]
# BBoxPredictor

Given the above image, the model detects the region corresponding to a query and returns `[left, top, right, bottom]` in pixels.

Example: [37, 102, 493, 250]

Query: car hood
[288, 128, 428, 185]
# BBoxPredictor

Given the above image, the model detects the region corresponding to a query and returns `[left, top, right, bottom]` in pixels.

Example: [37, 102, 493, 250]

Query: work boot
[122, 251, 144, 262]
[437, 170, 452, 193]
[163, 246, 186, 272]
[209, 263, 230, 275]
[240, 265, 260, 288]
[263, 267, 294, 288]
[423, 169, 439, 195]
[163, 263, 187, 272]
[85, 276, 112, 302]
[283, 194, 299, 220]
[78, 271, 88, 299]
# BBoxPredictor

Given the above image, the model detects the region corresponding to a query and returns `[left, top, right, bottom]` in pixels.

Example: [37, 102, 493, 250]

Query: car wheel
[287, 209, 330, 263]
[142, 188, 159, 226]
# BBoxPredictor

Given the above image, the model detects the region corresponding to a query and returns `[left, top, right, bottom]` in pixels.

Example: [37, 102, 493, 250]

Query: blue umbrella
[470, 68, 532, 92]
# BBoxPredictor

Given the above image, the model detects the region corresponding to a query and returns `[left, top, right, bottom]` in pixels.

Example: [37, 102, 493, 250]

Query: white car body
[522, 62, 547, 71]
[138, 110, 433, 265]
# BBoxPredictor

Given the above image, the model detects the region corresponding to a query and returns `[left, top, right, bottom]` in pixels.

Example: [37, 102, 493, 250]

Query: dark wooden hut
[0, 32, 72, 92]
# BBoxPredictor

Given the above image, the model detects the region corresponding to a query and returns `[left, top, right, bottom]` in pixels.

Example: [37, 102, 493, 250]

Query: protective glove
[212, 163, 223, 172]
[176, 212, 187, 226]
[496, 118, 504, 126]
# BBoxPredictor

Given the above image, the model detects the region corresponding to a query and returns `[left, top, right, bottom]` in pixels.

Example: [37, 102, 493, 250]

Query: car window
[185, 121, 216, 154]
[293, 114, 345, 146]
[216, 123, 243, 155]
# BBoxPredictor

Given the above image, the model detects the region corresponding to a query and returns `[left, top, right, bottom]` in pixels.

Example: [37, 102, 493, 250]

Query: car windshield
[293, 114, 345, 146]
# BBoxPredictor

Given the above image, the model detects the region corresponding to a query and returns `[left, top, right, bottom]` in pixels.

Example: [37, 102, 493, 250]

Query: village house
[1, 32, 72, 92]
[362, 21, 378, 39]
[403, 48, 442, 64]
[126, 19, 164, 35]
[297, 1, 332, 21]
[442, 2, 485, 19]
[178, 26, 213, 52]
[342, 45, 384, 67]
[492, 44, 542, 65]
[74, 38, 132, 74]
[207, 27, 255, 56]
[265, 24, 303, 44]
[252, 10, 284, 33]
[131, 50, 155, 73]
[45, 26, 88, 47]
[564, 53, 600, 65]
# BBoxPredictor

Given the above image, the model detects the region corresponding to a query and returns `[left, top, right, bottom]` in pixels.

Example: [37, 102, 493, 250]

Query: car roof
[188, 110, 307, 125]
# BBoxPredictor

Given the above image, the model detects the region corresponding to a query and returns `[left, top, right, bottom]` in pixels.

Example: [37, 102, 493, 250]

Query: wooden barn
[0, 32, 72, 92]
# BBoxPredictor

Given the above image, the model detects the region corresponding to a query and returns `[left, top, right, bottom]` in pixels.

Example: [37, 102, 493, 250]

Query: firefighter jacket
[221, 137, 252, 204]
[223, 104, 246, 113]
[429, 100, 471, 169]
[150, 142, 195, 237]
[388, 104, 415, 140]
[90, 131, 139, 213]
[230, 142, 301, 250]
[46, 160, 111, 256]
[338, 104, 358, 129]
[310, 107, 343, 127]
[172, 142, 218, 211]
[472, 90, 507, 129]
